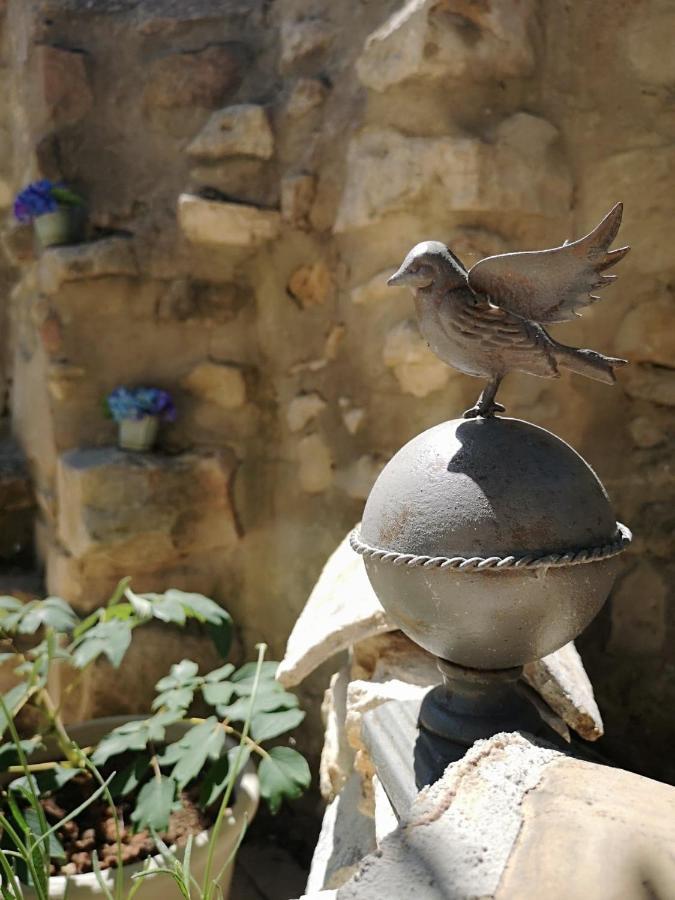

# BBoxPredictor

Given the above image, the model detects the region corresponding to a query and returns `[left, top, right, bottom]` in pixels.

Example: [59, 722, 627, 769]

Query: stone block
[320, 666, 354, 802]
[178, 193, 281, 247]
[284, 78, 328, 118]
[581, 147, 675, 276]
[47, 544, 226, 614]
[37, 238, 139, 295]
[182, 361, 247, 409]
[356, 0, 535, 92]
[281, 173, 316, 227]
[51, 620, 225, 724]
[351, 269, 403, 306]
[276, 531, 394, 688]
[287, 262, 335, 307]
[34, 44, 92, 127]
[345, 678, 428, 757]
[382, 319, 451, 397]
[623, 365, 675, 407]
[296, 433, 333, 493]
[523, 642, 603, 741]
[156, 279, 248, 324]
[339, 733, 675, 899]
[56, 447, 238, 568]
[628, 416, 665, 449]
[351, 632, 440, 687]
[279, 18, 332, 73]
[143, 44, 242, 110]
[626, 11, 675, 87]
[186, 104, 274, 161]
[305, 773, 377, 893]
[609, 560, 667, 655]
[334, 116, 570, 232]
[286, 392, 326, 432]
[335, 455, 383, 501]
[616, 296, 675, 367]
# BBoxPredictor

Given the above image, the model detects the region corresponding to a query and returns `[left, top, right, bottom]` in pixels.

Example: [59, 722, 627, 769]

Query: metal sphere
[355, 417, 630, 668]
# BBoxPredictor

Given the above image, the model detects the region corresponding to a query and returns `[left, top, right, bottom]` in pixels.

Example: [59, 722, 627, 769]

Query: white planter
[33, 209, 74, 248]
[118, 416, 159, 452]
[20, 717, 260, 900]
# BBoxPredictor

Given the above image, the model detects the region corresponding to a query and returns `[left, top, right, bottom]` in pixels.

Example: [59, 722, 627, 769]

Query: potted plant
[13, 180, 85, 249]
[106, 387, 177, 452]
[0, 581, 309, 899]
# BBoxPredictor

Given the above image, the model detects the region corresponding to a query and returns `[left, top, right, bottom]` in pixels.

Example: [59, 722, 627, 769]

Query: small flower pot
[33, 208, 75, 249]
[19, 717, 260, 900]
[118, 416, 160, 452]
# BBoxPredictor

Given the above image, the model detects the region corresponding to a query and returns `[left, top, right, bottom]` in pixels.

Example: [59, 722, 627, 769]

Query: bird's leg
[463, 376, 505, 419]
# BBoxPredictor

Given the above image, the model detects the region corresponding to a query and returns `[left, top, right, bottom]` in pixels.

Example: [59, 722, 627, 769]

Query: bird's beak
[387, 267, 410, 287]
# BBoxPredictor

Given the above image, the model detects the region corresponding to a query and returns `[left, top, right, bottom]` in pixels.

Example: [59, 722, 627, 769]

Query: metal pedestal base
[415, 658, 556, 789]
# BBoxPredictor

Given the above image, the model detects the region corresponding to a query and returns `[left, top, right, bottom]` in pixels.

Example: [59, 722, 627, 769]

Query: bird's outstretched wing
[466, 203, 630, 324]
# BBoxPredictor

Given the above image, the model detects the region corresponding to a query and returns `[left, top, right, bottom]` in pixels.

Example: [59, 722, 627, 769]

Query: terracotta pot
[19, 716, 260, 900]
[118, 416, 159, 452]
[33, 209, 74, 248]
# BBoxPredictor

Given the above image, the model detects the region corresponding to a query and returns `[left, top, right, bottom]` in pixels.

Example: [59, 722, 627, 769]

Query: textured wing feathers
[467, 203, 629, 324]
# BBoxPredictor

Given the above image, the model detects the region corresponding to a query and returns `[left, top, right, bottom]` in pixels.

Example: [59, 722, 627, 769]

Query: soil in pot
[20, 754, 228, 876]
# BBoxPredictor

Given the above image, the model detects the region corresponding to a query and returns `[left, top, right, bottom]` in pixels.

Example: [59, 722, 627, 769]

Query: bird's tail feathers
[552, 342, 627, 385]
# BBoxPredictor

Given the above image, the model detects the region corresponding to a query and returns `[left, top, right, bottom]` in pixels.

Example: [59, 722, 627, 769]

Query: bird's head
[387, 241, 467, 292]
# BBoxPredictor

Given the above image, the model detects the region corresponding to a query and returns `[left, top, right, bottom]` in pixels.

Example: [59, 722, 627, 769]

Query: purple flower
[106, 387, 176, 423]
[13, 180, 83, 223]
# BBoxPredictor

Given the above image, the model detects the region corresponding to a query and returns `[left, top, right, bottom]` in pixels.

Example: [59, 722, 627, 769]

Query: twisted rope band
[350, 522, 631, 571]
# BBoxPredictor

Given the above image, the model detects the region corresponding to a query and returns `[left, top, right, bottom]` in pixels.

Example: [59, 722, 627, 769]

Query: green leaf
[0, 596, 22, 612]
[199, 745, 251, 808]
[204, 663, 235, 683]
[152, 686, 195, 712]
[258, 747, 310, 814]
[124, 587, 152, 620]
[166, 591, 227, 625]
[131, 776, 177, 832]
[17, 597, 78, 635]
[155, 660, 200, 692]
[250, 708, 305, 743]
[70, 620, 132, 669]
[0, 683, 29, 737]
[92, 711, 182, 766]
[0, 737, 41, 770]
[109, 753, 151, 798]
[167, 719, 225, 789]
[218, 687, 298, 722]
[146, 593, 186, 625]
[24, 809, 66, 862]
[230, 661, 279, 694]
[202, 681, 235, 707]
[10, 765, 80, 797]
[50, 186, 84, 208]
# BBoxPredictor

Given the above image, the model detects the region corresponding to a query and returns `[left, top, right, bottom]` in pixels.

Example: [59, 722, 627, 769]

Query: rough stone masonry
[0, 0, 672, 778]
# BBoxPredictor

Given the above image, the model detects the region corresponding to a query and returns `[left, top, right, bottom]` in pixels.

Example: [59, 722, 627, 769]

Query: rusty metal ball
[356, 417, 629, 669]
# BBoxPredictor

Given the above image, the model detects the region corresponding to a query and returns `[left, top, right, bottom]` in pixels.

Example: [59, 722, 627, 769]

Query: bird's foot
[463, 400, 506, 419]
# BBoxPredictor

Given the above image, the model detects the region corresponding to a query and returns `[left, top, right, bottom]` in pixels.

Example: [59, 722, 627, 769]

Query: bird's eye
[410, 265, 420, 273]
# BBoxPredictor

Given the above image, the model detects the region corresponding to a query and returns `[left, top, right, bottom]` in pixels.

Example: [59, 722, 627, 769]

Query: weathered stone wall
[0, 0, 673, 779]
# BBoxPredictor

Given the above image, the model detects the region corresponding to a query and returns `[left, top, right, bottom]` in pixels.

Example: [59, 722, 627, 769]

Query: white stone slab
[276, 531, 394, 688]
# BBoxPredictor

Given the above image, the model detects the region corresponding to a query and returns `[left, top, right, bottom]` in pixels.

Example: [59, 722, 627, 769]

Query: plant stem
[37, 687, 84, 768]
[186, 717, 270, 760]
[201, 643, 267, 900]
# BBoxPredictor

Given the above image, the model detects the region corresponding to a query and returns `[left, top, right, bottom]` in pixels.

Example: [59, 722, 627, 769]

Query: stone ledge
[55, 446, 239, 565]
[178, 193, 281, 247]
[37, 237, 139, 294]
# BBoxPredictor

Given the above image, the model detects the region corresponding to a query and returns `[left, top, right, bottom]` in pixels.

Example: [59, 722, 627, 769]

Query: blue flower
[13, 180, 81, 223]
[106, 386, 177, 423]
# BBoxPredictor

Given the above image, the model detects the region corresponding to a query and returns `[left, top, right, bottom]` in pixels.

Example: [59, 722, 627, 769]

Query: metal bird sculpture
[388, 203, 629, 418]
